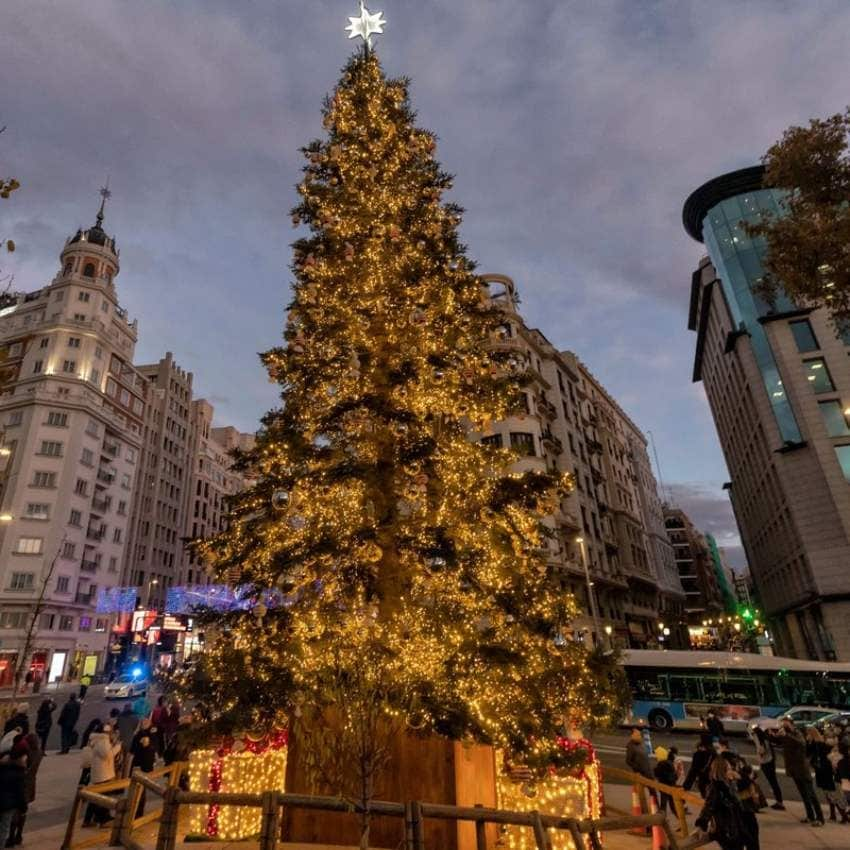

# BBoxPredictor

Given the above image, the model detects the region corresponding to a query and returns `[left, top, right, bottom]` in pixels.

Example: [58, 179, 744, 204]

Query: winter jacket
[808, 740, 837, 791]
[22, 733, 42, 803]
[86, 732, 121, 785]
[57, 700, 80, 730]
[0, 758, 27, 814]
[34, 700, 55, 735]
[780, 728, 811, 781]
[116, 710, 139, 749]
[3, 713, 29, 737]
[705, 716, 725, 739]
[654, 758, 678, 787]
[131, 740, 156, 773]
[625, 738, 652, 779]
[696, 779, 750, 845]
[683, 748, 715, 796]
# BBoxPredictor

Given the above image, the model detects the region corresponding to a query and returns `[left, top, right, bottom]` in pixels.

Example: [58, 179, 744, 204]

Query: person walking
[34, 698, 55, 755]
[130, 732, 157, 817]
[807, 726, 848, 823]
[6, 730, 42, 847]
[653, 746, 677, 814]
[78, 674, 92, 701]
[735, 762, 762, 850]
[625, 728, 653, 780]
[705, 710, 725, 743]
[116, 703, 139, 778]
[150, 697, 168, 756]
[0, 737, 28, 848]
[683, 735, 716, 798]
[774, 717, 824, 826]
[57, 695, 81, 754]
[750, 726, 784, 809]
[695, 756, 752, 850]
[81, 724, 121, 827]
[161, 702, 181, 765]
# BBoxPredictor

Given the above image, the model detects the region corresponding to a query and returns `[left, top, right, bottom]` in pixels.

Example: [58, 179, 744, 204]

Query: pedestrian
[750, 726, 784, 809]
[718, 738, 743, 771]
[6, 730, 42, 847]
[669, 745, 686, 785]
[683, 734, 716, 798]
[150, 697, 168, 756]
[735, 762, 762, 850]
[116, 703, 139, 777]
[774, 717, 824, 826]
[653, 746, 677, 814]
[695, 756, 752, 850]
[78, 674, 92, 701]
[34, 698, 55, 755]
[625, 727, 653, 780]
[705, 710, 725, 743]
[2, 705, 29, 738]
[806, 726, 848, 823]
[130, 733, 157, 817]
[80, 717, 103, 750]
[57, 695, 81, 754]
[161, 702, 181, 765]
[81, 724, 121, 827]
[0, 736, 28, 848]
[132, 691, 151, 721]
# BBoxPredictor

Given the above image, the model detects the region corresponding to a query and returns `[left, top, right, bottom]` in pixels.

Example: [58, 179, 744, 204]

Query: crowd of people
[0, 691, 193, 846]
[625, 711, 850, 850]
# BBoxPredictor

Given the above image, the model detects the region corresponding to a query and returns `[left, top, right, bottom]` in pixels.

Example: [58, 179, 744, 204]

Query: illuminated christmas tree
[184, 11, 624, 847]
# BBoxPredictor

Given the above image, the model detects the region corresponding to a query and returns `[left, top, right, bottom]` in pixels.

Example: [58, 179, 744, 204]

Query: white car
[748, 705, 835, 733]
[104, 673, 148, 700]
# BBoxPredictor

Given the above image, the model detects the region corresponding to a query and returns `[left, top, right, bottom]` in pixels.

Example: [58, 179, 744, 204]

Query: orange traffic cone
[629, 785, 643, 834]
[649, 794, 668, 850]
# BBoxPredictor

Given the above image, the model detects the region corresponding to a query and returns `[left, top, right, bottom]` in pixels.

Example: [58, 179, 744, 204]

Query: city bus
[623, 649, 850, 732]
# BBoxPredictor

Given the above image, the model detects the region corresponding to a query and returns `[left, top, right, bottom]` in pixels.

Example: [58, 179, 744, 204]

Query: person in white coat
[82, 725, 121, 827]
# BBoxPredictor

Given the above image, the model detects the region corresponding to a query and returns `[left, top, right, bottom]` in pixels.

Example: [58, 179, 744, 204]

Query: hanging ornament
[271, 490, 290, 511]
[288, 515, 306, 531]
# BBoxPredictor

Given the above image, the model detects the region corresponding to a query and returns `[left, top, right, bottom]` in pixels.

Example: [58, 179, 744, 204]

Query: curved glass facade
[701, 188, 803, 444]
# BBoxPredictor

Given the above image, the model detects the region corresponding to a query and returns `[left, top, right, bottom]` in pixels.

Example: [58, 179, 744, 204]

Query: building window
[509, 432, 536, 456]
[481, 434, 503, 448]
[56, 576, 70, 593]
[58, 616, 74, 631]
[62, 360, 76, 374]
[113, 527, 122, 544]
[16, 537, 43, 555]
[108, 557, 117, 573]
[73, 313, 86, 322]
[10, 571, 35, 589]
[61, 541, 76, 559]
[68, 509, 82, 527]
[7, 411, 22, 427]
[86, 419, 99, 437]
[38, 440, 63, 457]
[24, 503, 49, 520]
[790, 320, 819, 353]
[95, 618, 108, 632]
[81, 448, 94, 466]
[90, 368, 100, 386]
[121, 473, 131, 489]
[31, 471, 56, 488]
[117, 500, 127, 516]
[81, 266, 95, 281]
[32, 360, 43, 375]
[74, 478, 88, 496]
[803, 358, 835, 394]
[835, 445, 850, 482]
[68, 336, 81, 348]
[46, 411, 68, 427]
[79, 616, 92, 633]
[40, 613, 55, 630]
[819, 401, 850, 438]
[0, 612, 27, 628]
[94, 345, 103, 360]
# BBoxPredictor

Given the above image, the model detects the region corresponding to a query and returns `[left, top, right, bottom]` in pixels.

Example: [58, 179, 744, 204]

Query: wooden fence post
[474, 803, 487, 850]
[564, 819, 585, 850]
[259, 790, 281, 850]
[404, 802, 415, 850]
[109, 796, 127, 846]
[61, 788, 83, 850]
[411, 800, 425, 850]
[121, 775, 144, 842]
[155, 786, 179, 850]
[530, 811, 553, 850]
[673, 794, 688, 835]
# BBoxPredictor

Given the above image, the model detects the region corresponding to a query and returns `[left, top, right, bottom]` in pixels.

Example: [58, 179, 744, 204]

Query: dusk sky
[3, 1, 850, 568]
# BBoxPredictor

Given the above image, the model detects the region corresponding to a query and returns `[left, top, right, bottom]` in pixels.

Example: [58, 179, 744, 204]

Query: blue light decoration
[96, 586, 137, 614]
[164, 584, 288, 614]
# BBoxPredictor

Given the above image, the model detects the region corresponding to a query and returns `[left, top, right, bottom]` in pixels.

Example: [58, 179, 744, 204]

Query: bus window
[629, 671, 668, 700]
[716, 679, 759, 705]
[667, 675, 702, 702]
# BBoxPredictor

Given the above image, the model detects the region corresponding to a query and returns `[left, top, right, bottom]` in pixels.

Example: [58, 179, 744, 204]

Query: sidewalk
[603, 781, 850, 849]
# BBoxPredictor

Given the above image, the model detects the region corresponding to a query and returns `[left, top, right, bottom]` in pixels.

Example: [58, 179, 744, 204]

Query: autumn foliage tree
[745, 108, 850, 329]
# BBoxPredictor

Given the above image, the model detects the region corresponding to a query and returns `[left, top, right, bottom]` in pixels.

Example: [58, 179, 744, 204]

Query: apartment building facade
[482, 274, 686, 648]
[684, 166, 850, 660]
[0, 205, 144, 685]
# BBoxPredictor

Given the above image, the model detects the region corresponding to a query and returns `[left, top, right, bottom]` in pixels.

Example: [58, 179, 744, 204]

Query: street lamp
[575, 536, 602, 647]
[145, 578, 159, 610]
[0, 513, 13, 522]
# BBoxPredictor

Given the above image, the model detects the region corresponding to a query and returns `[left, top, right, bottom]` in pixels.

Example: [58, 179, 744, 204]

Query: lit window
[509, 432, 536, 456]
[16, 537, 43, 555]
[819, 401, 850, 438]
[481, 434, 503, 448]
[25, 503, 49, 519]
[804, 358, 835, 394]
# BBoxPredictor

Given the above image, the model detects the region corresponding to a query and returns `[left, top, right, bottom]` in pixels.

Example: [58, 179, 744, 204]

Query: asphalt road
[592, 728, 806, 806]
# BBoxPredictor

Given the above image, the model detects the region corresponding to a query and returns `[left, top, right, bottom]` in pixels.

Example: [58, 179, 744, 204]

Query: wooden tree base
[282, 725, 497, 850]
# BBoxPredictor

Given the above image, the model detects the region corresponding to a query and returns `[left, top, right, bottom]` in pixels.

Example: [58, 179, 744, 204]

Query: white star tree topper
[346, 0, 385, 50]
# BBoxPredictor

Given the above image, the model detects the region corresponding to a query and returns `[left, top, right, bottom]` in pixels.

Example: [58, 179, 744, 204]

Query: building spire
[95, 179, 111, 229]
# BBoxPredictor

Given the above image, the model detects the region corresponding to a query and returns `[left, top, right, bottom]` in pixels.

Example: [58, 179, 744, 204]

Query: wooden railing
[603, 766, 711, 849]
[61, 763, 183, 850]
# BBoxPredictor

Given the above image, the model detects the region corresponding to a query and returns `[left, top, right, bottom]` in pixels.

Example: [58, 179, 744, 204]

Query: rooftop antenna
[96, 178, 111, 229]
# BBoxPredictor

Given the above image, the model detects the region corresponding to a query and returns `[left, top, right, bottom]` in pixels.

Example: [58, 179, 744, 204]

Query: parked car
[814, 711, 850, 738]
[748, 705, 835, 733]
[104, 673, 148, 700]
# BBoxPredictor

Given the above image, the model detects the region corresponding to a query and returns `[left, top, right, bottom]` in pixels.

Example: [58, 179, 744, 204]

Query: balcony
[96, 468, 116, 485]
[91, 497, 110, 514]
[537, 398, 557, 421]
[102, 442, 119, 458]
[541, 430, 563, 454]
[86, 527, 105, 541]
[80, 559, 99, 573]
[75, 591, 94, 605]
